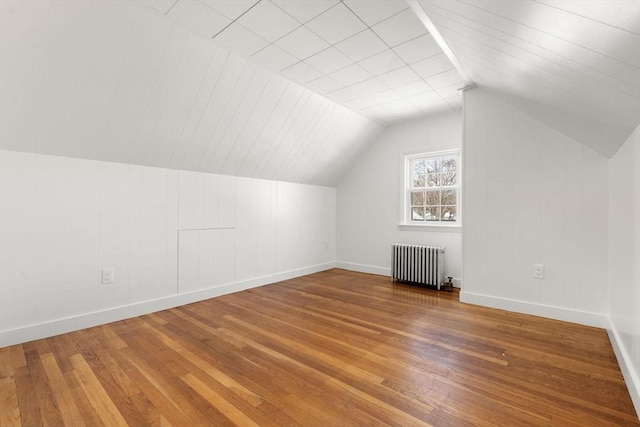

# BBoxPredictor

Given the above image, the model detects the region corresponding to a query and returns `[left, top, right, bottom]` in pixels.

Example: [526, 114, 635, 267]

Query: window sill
[398, 223, 462, 232]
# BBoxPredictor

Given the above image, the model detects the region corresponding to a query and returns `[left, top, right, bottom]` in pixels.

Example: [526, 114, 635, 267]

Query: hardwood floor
[1, 269, 638, 426]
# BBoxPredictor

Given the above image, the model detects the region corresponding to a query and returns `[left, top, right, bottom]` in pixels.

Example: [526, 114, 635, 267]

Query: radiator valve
[442, 276, 454, 292]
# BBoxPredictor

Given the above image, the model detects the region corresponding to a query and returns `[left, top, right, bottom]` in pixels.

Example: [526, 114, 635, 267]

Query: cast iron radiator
[391, 244, 445, 290]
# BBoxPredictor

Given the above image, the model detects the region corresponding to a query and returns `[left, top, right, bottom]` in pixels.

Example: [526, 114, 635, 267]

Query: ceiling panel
[306, 75, 344, 93]
[251, 43, 298, 70]
[343, 0, 409, 27]
[305, 2, 367, 44]
[394, 79, 433, 97]
[282, 61, 323, 83]
[274, 25, 330, 59]
[377, 66, 421, 88]
[358, 49, 406, 76]
[199, 0, 259, 20]
[425, 69, 465, 89]
[334, 29, 389, 62]
[271, 0, 338, 23]
[411, 53, 455, 78]
[137, 0, 175, 14]
[167, 0, 230, 37]
[349, 88, 404, 108]
[236, 0, 300, 42]
[305, 47, 353, 74]
[393, 34, 441, 64]
[213, 22, 269, 56]
[329, 63, 372, 86]
[371, 8, 428, 47]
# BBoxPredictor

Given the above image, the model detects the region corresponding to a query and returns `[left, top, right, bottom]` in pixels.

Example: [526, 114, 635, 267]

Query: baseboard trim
[0, 262, 335, 348]
[607, 319, 640, 419]
[459, 291, 608, 328]
[335, 261, 391, 277]
[336, 261, 462, 287]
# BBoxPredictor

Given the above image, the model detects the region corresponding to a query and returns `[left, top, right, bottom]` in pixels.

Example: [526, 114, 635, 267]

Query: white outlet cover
[534, 264, 545, 279]
[101, 268, 114, 284]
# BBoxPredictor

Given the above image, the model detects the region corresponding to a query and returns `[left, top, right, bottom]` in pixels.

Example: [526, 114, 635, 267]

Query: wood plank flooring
[1, 269, 638, 426]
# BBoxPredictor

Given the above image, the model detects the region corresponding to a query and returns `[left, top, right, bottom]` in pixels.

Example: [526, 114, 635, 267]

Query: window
[405, 150, 459, 224]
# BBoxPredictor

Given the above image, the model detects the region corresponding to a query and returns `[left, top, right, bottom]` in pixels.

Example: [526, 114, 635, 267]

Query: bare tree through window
[408, 153, 458, 223]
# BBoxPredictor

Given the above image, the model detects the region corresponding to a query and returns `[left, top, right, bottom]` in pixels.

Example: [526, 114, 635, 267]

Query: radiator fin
[391, 244, 445, 289]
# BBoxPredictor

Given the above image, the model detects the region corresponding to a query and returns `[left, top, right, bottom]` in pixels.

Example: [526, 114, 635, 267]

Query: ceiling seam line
[211, 0, 262, 39]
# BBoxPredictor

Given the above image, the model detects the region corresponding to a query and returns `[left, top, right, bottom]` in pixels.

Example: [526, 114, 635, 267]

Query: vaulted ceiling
[420, 0, 640, 157]
[139, 0, 468, 123]
[0, 1, 638, 186]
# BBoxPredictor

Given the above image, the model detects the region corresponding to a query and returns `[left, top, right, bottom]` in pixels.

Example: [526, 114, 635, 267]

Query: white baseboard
[0, 262, 335, 348]
[336, 261, 462, 287]
[607, 319, 640, 419]
[335, 261, 391, 277]
[459, 291, 608, 328]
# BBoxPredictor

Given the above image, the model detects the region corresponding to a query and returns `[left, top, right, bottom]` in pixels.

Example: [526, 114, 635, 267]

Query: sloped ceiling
[140, 0, 467, 123]
[0, 0, 386, 186]
[1, 0, 637, 186]
[418, 0, 640, 157]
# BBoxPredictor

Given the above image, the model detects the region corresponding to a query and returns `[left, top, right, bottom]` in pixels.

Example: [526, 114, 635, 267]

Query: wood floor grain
[1, 269, 638, 426]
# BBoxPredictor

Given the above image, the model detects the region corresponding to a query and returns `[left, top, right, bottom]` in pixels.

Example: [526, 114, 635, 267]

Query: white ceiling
[419, 0, 640, 157]
[0, 0, 382, 186]
[139, 0, 468, 124]
[1, 0, 638, 187]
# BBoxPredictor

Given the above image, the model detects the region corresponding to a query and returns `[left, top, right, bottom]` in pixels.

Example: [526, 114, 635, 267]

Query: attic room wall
[0, 149, 336, 347]
[608, 124, 640, 412]
[336, 111, 462, 283]
[461, 88, 609, 327]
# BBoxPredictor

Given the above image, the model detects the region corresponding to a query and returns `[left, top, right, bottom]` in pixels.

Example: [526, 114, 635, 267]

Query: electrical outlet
[101, 268, 114, 284]
[533, 264, 545, 279]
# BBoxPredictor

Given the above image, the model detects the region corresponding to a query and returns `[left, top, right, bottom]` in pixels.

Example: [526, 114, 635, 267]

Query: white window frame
[400, 149, 461, 228]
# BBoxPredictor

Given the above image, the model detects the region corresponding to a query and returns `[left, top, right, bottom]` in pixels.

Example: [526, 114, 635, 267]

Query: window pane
[411, 191, 424, 206]
[411, 207, 425, 221]
[425, 158, 439, 173]
[425, 190, 440, 205]
[441, 157, 456, 172]
[412, 160, 425, 176]
[441, 206, 456, 221]
[426, 173, 440, 187]
[440, 172, 456, 186]
[406, 152, 458, 224]
[425, 206, 440, 221]
[441, 190, 456, 205]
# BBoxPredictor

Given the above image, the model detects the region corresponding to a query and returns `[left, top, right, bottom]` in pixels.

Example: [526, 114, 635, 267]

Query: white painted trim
[0, 262, 335, 348]
[401, 149, 461, 225]
[459, 291, 608, 328]
[398, 224, 462, 231]
[336, 261, 391, 277]
[336, 261, 462, 287]
[607, 318, 640, 419]
[406, 0, 474, 88]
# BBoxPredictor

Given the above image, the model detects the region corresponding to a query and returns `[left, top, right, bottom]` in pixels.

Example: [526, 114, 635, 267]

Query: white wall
[608, 124, 640, 414]
[0, 149, 335, 346]
[336, 111, 462, 284]
[461, 88, 609, 327]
